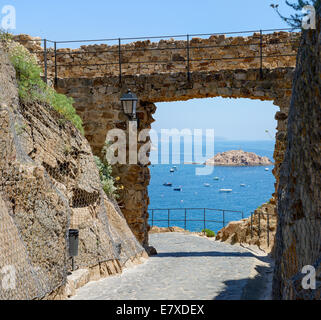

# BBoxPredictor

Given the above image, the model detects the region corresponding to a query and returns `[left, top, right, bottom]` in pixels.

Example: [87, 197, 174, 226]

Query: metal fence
[250, 211, 274, 247]
[149, 208, 244, 232]
[7, 27, 301, 85]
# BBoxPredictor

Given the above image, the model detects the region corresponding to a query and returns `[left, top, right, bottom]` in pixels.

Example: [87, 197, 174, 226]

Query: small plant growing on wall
[2, 36, 84, 135]
[94, 142, 119, 199]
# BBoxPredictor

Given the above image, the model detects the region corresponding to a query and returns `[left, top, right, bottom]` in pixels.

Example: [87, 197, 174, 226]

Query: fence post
[152, 209, 154, 227]
[250, 213, 253, 238]
[260, 30, 263, 79]
[267, 212, 270, 247]
[54, 41, 57, 86]
[258, 211, 261, 238]
[43, 39, 47, 84]
[186, 34, 191, 82]
[184, 209, 187, 231]
[118, 38, 122, 85]
[222, 210, 225, 228]
[204, 208, 206, 235]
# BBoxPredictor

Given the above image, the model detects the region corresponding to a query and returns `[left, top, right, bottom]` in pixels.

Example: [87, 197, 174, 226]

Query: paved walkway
[71, 233, 271, 300]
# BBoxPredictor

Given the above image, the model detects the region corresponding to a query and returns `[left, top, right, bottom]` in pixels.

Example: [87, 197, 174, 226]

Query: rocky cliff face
[0, 48, 146, 300]
[205, 150, 273, 166]
[273, 11, 321, 300]
[216, 201, 277, 252]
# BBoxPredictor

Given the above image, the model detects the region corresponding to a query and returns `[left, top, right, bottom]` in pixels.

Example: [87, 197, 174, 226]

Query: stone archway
[57, 67, 294, 246]
[18, 31, 298, 246]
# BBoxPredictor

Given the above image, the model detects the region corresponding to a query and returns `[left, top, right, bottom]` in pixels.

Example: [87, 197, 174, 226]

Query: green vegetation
[0, 29, 13, 42]
[202, 229, 216, 238]
[2, 37, 84, 134]
[94, 154, 119, 199]
[271, 0, 320, 28]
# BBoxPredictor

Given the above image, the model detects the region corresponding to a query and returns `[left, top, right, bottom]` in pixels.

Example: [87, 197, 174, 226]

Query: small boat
[213, 177, 220, 181]
[174, 187, 182, 192]
[170, 168, 175, 173]
[219, 189, 233, 193]
[163, 183, 173, 187]
[204, 183, 211, 187]
[265, 168, 270, 171]
[240, 184, 246, 187]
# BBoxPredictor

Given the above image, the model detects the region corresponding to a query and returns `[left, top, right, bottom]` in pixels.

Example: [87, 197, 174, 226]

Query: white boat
[213, 177, 220, 181]
[240, 184, 246, 187]
[265, 168, 269, 171]
[219, 189, 233, 193]
[204, 183, 210, 187]
[170, 168, 175, 173]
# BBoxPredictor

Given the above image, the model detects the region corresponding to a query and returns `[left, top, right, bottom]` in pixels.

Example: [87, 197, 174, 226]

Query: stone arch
[57, 67, 293, 246]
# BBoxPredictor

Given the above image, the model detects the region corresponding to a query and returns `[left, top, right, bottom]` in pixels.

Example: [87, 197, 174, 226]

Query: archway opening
[148, 97, 278, 234]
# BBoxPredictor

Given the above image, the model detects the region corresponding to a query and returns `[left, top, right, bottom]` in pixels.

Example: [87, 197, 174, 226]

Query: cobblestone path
[71, 233, 270, 300]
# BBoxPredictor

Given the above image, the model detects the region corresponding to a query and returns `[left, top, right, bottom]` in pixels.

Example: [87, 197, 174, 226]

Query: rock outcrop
[0, 47, 146, 300]
[216, 201, 277, 252]
[272, 10, 321, 300]
[205, 150, 273, 166]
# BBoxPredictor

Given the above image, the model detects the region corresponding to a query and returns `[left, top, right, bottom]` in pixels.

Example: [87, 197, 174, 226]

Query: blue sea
[148, 140, 275, 233]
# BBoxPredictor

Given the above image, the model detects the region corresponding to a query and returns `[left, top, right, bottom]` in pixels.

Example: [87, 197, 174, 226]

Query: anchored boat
[219, 189, 233, 193]
[163, 183, 173, 187]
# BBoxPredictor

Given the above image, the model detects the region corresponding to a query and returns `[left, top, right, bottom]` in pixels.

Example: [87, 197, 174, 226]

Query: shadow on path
[156, 251, 253, 258]
[214, 265, 272, 300]
[156, 251, 261, 260]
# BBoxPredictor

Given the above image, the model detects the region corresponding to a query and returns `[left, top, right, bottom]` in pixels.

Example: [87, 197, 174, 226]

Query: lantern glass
[132, 100, 137, 118]
[122, 100, 133, 115]
[120, 90, 138, 119]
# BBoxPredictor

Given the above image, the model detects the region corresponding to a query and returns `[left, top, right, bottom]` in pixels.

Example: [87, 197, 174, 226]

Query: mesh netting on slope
[0, 85, 143, 300]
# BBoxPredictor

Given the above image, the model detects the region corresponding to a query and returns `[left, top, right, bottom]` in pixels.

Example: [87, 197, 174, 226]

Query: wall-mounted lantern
[120, 89, 138, 121]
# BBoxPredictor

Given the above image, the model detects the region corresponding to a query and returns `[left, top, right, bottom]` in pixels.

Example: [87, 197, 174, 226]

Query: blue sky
[1, 0, 295, 140]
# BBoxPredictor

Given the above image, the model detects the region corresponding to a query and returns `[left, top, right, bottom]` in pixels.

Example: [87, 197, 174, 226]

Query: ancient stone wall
[15, 31, 299, 79]
[57, 67, 294, 246]
[16, 32, 298, 247]
[273, 11, 321, 300]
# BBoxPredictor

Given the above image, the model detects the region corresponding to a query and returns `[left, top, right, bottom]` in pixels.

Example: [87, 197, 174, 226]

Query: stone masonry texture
[18, 31, 299, 248]
[272, 10, 321, 300]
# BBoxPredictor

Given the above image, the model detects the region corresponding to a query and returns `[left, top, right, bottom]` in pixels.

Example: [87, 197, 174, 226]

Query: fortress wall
[273, 12, 321, 300]
[15, 32, 299, 79]
[15, 32, 297, 247]
[57, 67, 294, 246]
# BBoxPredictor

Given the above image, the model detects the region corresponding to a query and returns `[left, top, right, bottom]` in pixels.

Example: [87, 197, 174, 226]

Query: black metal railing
[149, 208, 244, 232]
[250, 211, 274, 247]
[6, 27, 301, 86]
